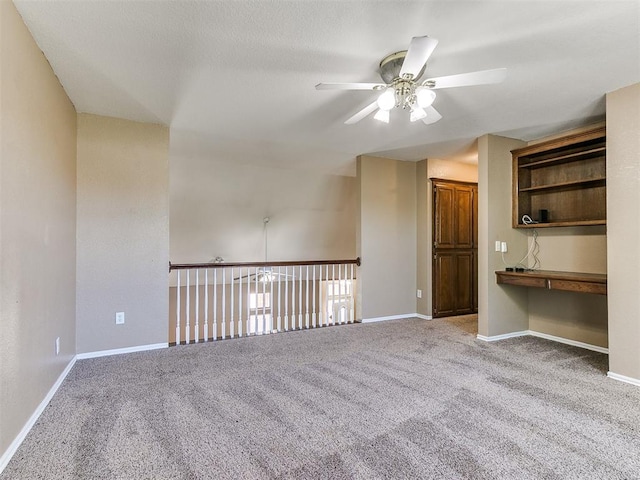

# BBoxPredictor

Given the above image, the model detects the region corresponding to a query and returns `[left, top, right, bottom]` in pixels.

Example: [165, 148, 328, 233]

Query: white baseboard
[0, 356, 76, 474]
[361, 313, 427, 323]
[477, 331, 529, 342]
[607, 371, 640, 387]
[477, 330, 608, 354]
[76, 342, 168, 360]
[415, 314, 433, 320]
[527, 330, 608, 354]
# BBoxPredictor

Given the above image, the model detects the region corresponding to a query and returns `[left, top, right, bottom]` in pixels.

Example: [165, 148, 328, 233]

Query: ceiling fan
[316, 36, 507, 125]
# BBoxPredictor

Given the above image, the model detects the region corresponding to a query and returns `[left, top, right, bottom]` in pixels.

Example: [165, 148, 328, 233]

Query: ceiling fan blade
[316, 82, 385, 91]
[344, 100, 379, 125]
[421, 105, 442, 125]
[399, 36, 439, 79]
[426, 68, 507, 89]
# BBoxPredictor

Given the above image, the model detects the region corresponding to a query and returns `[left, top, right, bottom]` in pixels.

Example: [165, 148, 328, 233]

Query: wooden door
[432, 179, 478, 318]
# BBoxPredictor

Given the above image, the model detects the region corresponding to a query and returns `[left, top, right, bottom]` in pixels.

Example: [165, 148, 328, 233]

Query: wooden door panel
[433, 253, 455, 317]
[455, 251, 474, 314]
[472, 186, 478, 249]
[434, 185, 455, 248]
[473, 250, 478, 312]
[455, 187, 474, 248]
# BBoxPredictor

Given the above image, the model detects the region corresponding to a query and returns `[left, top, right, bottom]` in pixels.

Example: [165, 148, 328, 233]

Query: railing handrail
[169, 257, 361, 271]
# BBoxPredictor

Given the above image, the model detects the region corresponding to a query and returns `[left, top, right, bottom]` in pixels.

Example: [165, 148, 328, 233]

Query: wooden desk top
[495, 269, 607, 295]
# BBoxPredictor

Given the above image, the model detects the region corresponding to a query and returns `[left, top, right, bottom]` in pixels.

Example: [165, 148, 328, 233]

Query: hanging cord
[263, 217, 270, 263]
[530, 229, 540, 270]
[501, 228, 540, 270]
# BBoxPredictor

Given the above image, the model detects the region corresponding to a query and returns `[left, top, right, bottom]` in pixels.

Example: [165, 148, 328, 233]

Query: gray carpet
[3, 316, 640, 479]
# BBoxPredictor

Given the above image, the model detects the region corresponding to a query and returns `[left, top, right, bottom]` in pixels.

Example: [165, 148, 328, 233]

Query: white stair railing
[169, 258, 359, 345]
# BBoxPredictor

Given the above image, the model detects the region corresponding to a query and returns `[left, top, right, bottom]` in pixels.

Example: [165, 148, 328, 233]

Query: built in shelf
[517, 146, 606, 169]
[515, 219, 606, 229]
[519, 177, 606, 193]
[512, 126, 606, 228]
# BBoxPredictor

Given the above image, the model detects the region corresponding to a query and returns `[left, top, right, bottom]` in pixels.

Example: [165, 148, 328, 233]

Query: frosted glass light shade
[377, 89, 396, 110]
[416, 87, 436, 108]
[374, 109, 390, 123]
[410, 107, 427, 122]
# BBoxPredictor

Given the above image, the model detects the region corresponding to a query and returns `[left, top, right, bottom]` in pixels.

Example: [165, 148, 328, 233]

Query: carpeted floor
[3, 316, 639, 479]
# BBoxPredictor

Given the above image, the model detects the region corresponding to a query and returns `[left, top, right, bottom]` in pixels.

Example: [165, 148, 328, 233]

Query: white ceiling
[14, 1, 640, 175]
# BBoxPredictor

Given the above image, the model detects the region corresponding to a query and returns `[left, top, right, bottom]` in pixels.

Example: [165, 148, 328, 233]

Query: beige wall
[76, 114, 169, 353]
[0, 0, 76, 459]
[478, 135, 529, 337]
[528, 225, 608, 347]
[416, 160, 428, 315]
[427, 158, 478, 183]
[358, 155, 416, 320]
[531, 226, 607, 274]
[170, 142, 356, 264]
[417, 158, 478, 316]
[606, 83, 640, 380]
[527, 289, 608, 346]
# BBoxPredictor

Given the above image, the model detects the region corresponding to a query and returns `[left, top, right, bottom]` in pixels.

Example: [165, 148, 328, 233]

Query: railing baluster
[260, 271, 267, 335]
[298, 265, 303, 330]
[195, 269, 200, 342]
[176, 270, 181, 345]
[238, 269, 243, 338]
[277, 266, 282, 332]
[339, 263, 343, 324]
[285, 266, 289, 331]
[305, 265, 310, 329]
[246, 267, 251, 336]
[269, 270, 274, 333]
[186, 269, 191, 343]
[254, 267, 259, 334]
[230, 268, 235, 339]
[204, 269, 209, 340]
[291, 267, 295, 330]
[222, 269, 226, 339]
[331, 264, 336, 326]
[312, 265, 316, 328]
[325, 264, 330, 327]
[213, 269, 218, 340]
[317, 266, 323, 328]
[350, 263, 355, 323]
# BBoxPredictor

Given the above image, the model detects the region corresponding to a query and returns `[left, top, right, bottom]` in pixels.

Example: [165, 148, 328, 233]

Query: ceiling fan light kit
[373, 109, 390, 123]
[376, 88, 396, 111]
[416, 87, 436, 108]
[409, 107, 427, 122]
[316, 35, 507, 126]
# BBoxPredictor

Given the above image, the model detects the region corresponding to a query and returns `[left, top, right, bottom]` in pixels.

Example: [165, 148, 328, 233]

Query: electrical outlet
[495, 240, 501, 252]
[55, 337, 60, 356]
[417, 289, 422, 298]
[501, 241, 508, 253]
[115, 312, 125, 325]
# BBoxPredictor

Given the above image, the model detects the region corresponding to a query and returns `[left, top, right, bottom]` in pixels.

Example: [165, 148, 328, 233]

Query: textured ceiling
[14, 1, 640, 175]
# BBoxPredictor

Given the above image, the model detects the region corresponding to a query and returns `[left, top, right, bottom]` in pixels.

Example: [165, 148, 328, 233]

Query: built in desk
[495, 270, 607, 295]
